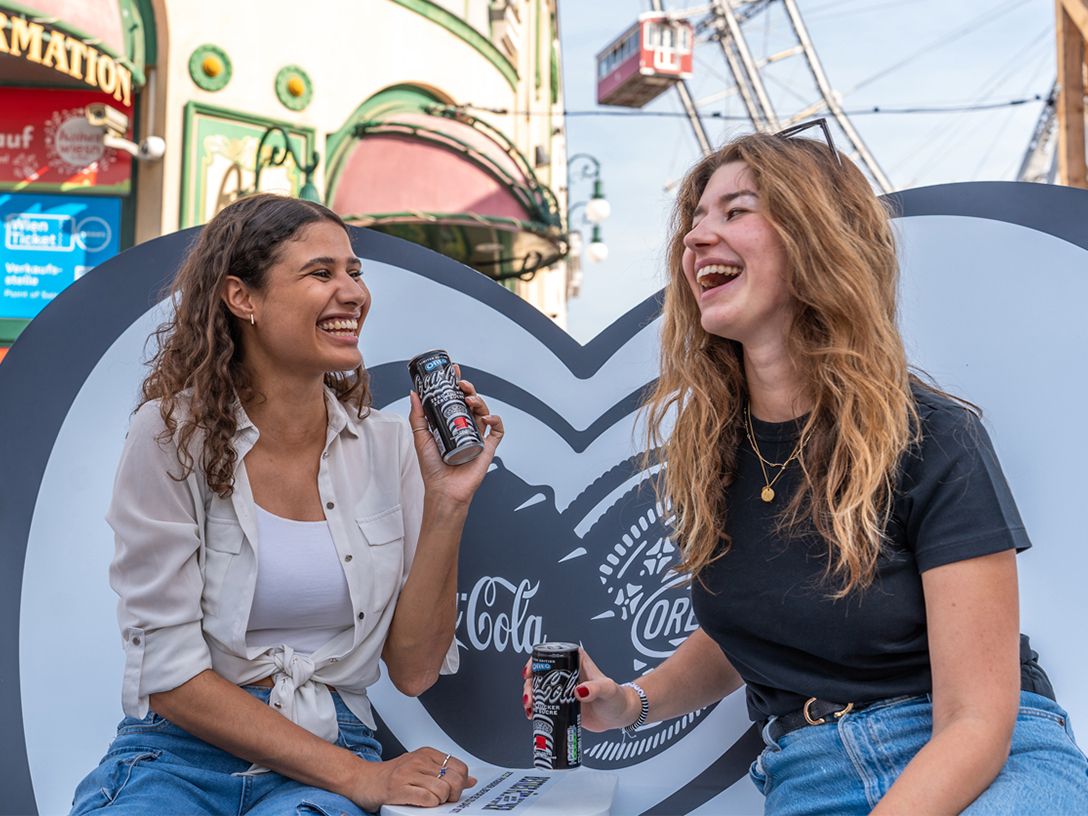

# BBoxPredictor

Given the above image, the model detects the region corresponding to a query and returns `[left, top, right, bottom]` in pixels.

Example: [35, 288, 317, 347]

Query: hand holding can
[407, 349, 486, 465]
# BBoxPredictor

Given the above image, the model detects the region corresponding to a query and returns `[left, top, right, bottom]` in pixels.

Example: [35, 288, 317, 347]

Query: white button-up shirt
[108, 389, 456, 769]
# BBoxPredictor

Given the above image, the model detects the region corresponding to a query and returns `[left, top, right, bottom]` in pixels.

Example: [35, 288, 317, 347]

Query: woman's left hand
[408, 371, 503, 508]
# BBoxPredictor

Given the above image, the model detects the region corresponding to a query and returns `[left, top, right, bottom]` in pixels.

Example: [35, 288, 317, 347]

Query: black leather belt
[766, 697, 874, 742]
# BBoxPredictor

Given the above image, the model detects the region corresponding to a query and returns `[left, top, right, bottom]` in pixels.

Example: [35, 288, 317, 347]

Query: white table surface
[380, 767, 618, 816]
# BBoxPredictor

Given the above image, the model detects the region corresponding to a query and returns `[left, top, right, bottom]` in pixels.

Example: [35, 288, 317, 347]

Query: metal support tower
[655, 0, 894, 192]
[1017, 80, 1059, 183]
[712, 0, 780, 131]
[780, 0, 891, 192]
[650, 0, 713, 154]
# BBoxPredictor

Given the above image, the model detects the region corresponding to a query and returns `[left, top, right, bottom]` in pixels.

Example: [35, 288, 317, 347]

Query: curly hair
[139, 193, 371, 498]
[643, 132, 921, 597]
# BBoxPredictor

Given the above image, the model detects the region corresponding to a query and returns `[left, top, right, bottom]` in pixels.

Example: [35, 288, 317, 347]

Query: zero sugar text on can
[407, 349, 485, 466]
[531, 642, 581, 770]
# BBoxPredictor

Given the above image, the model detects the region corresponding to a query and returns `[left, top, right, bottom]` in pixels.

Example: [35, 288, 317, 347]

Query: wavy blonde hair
[643, 133, 919, 597]
[140, 193, 370, 498]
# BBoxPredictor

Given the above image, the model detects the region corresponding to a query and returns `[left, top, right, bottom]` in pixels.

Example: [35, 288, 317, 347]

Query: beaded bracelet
[621, 681, 649, 737]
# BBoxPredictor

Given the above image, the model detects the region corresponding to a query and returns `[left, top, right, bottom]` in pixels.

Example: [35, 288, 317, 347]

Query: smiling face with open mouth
[681, 161, 793, 349]
[244, 220, 370, 381]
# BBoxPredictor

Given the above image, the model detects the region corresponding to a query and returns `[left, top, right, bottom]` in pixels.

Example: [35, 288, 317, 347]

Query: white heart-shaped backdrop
[3, 181, 1087, 816]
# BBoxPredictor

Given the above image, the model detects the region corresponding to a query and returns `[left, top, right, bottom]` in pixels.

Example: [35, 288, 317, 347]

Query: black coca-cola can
[531, 642, 581, 770]
[407, 349, 485, 465]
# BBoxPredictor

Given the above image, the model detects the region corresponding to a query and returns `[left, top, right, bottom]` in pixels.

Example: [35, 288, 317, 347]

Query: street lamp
[567, 153, 609, 263]
[584, 181, 611, 224]
[250, 125, 322, 204]
[585, 225, 608, 263]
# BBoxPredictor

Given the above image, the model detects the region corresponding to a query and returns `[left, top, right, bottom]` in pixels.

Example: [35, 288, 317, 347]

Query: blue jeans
[69, 686, 383, 816]
[749, 691, 1088, 815]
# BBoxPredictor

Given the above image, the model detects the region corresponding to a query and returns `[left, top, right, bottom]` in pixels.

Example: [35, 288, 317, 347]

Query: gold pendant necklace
[745, 403, 806, 503]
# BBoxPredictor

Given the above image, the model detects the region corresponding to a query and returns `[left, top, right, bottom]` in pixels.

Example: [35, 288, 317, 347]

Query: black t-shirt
[691, 386, 1038, 723]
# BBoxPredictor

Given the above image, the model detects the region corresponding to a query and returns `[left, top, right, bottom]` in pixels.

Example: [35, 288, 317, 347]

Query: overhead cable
[892, 23, 1054, 183]
[457, 96, 1051, 119]
[805, 0, 942, 23]
[841, 0, 1034, 96]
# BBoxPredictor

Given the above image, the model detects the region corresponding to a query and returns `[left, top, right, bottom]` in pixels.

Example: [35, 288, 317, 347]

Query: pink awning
[331, 111, 539, 221]
[332, 133, 531, 221]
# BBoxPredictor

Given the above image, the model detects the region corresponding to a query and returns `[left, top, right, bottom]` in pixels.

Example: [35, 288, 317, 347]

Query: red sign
[0, 88, 133, 195]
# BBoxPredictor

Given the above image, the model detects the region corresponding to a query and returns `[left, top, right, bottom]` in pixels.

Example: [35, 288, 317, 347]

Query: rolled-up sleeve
[107, 403, 213, 717]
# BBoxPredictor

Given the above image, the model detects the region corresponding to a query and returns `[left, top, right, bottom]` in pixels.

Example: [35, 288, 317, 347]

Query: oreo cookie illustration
[560, 456, 715, 768]
[404, 452, 715, 770]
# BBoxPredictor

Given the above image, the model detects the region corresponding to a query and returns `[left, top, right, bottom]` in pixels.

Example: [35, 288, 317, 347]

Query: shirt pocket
[356, 506, 405, 614]
[203, 516, 244, 618]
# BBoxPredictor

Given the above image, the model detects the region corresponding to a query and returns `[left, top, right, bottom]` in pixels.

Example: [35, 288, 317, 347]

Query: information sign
[0, 192, 121, 319]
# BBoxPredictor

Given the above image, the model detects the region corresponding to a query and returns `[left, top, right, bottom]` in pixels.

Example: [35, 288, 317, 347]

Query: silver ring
[412, 427, 430, 434]
[437, 753, 451, 778]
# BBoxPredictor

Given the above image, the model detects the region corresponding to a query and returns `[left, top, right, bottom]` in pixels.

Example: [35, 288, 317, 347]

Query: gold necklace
[745, 403, 806, 503]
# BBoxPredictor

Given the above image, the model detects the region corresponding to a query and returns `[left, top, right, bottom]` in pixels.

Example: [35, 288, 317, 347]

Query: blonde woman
[72, 194, 501, 815]
[525, 128, 1088, 814]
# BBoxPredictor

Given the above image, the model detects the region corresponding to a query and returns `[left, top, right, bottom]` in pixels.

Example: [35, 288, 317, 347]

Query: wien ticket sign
[0, 88, 133, 195]
[0, 192, 121, 319]
[1, 182, 1087, 816]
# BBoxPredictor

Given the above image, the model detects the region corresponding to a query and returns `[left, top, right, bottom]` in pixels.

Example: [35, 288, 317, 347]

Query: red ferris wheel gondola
[596, 14, 694, 108]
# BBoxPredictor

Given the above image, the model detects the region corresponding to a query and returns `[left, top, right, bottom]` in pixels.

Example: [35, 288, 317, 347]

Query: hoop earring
[249, 313, 255, 326]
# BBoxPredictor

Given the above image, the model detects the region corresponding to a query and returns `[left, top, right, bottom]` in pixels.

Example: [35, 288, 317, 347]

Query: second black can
[531, 642, 581, 770]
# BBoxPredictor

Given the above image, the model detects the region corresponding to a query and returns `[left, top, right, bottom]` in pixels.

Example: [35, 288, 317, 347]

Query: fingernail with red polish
[523, 693, 529, 706]
[576, 686, 589, 699]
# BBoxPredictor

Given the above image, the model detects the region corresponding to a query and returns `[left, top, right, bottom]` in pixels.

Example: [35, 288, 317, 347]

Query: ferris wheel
[596, 0, 894, 193]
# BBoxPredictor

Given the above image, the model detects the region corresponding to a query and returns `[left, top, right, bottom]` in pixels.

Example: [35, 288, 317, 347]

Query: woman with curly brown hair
[71, 193, 502, 815]
[524, 128, 1087, 814]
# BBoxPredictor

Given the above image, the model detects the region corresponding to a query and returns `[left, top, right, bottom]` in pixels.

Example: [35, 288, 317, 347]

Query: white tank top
[246, 505, 353, 655]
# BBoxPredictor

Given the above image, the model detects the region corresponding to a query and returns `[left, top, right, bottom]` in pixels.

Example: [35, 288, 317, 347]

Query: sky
[557, 0, 1056, 343]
